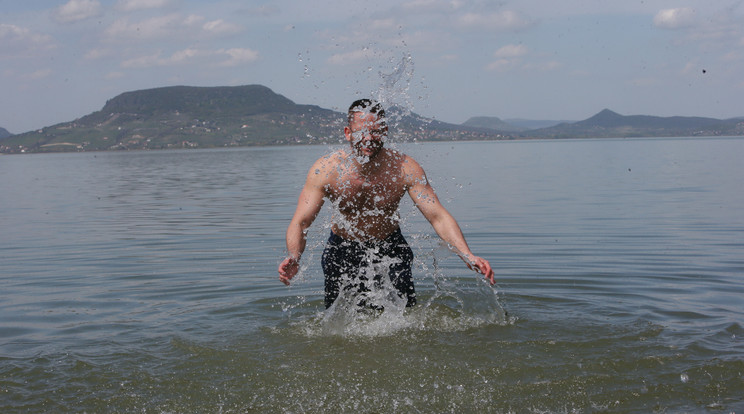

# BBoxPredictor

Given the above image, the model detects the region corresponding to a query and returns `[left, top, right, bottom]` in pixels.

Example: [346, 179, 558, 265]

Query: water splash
[282, 45, 508, 338]
[375, 53, 414, 113]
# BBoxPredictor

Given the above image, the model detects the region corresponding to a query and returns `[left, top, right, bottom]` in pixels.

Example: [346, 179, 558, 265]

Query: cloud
[115, 0, 172, 12]
[53, 0, 103, 24]
[486, 58, 514, 71]
[487, 44, 530, 71]
[653, 8, 696, 29]
[523, 60, 562, 71]
[105, 71, 126, 79]
[680, 60, 703, 75]
[369, 18, 398, 31]
[327, 48, 378, 65]
[121, 47, 258, 68]
[217, 48, 260, 66]
[401, 0, 464, 13]
[105, 14, 201, 40]
[0, 24, 55, 55]
[0, 24, 54, 47]
[24, 68, 53, 80]
[493, 44, 528, 58]
[202, 19, 242, 35]
[627, 77, 659, 87]
[105, 13, 241, 41]
[236, 5, 281, 18]
[120, 51, 163, 68]
[455, 10, 531, 31]
[84, 48, 113, 60]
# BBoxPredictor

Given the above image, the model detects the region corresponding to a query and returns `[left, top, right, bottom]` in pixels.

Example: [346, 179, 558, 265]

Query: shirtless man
[278, 99, 494, 308]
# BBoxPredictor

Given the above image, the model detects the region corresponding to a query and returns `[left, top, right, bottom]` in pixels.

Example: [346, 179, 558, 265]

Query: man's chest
[329, 175, 406, 213]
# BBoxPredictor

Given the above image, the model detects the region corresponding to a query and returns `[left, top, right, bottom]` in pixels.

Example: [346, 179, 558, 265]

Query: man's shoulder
[387, 149, 421, 170]
[313, 149, 347, 166]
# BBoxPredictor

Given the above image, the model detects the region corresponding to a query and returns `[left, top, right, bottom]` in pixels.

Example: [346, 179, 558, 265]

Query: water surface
[1, 138, 743, 412]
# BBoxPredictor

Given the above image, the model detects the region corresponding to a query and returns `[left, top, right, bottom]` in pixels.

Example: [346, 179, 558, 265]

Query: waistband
[328, 227, 405, 247]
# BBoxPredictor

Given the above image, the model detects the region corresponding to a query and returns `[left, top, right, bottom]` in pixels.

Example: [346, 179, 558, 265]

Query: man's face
[344, 111, 387, 163]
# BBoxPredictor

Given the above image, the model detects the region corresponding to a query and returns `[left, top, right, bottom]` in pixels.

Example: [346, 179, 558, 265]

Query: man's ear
[343, 126, 352, 142]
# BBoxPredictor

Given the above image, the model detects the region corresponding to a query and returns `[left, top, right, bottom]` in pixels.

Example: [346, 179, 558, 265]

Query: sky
[1, 0, 743, 134]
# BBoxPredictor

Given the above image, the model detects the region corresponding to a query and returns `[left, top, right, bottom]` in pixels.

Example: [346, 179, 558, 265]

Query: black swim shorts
[321, 228, 415, 309]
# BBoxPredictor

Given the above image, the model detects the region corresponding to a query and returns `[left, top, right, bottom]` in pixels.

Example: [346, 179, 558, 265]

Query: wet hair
[347, 99, 386, 125]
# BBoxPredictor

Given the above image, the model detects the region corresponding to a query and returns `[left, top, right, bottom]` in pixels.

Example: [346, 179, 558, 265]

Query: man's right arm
[278, 159, 328, 285]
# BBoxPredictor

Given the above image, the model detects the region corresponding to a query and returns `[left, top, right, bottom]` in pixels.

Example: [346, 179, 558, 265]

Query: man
[278, 99, 494, 309]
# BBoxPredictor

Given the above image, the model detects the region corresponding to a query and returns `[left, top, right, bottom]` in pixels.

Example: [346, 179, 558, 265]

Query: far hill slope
[523, 109, 744, 138]
[1, 85, 502, 153]
[462, 116, 525, 132]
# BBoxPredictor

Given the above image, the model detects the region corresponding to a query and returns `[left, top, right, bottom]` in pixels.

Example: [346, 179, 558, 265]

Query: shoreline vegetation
[2, 84, 743, 154]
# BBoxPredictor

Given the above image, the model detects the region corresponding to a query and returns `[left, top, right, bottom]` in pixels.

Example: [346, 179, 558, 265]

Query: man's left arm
[405, 159, 495, 284]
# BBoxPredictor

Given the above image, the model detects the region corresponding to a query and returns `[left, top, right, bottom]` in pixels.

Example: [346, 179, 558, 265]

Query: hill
[522, 109, 744, 138]
[505, 118, 574, 130]
[0, 127, 11, 139]
[462, 116, 525, 132]
[0, 85, 502, 153]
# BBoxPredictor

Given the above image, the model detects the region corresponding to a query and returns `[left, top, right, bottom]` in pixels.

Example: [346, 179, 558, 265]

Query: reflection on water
[1, 138, 743, 412]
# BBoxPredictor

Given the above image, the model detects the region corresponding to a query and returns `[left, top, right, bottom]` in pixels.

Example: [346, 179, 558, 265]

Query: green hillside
[521, 109, 744, 138]
[1, 85, 344, 153]
[0, 85, 502, 153]
[462, 116, 526, 132]
[3, 87, 742, 154]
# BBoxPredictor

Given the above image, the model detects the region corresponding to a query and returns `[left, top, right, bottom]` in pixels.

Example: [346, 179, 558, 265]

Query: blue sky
[1, 0, 743, 133]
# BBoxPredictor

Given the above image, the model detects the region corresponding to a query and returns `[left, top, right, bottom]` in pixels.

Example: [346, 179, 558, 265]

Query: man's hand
[463, 255, 495, 285]
[278, 257, 300, 286]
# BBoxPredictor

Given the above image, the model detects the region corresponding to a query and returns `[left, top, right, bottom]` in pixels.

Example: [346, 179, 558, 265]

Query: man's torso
[320, 149, 411, 241]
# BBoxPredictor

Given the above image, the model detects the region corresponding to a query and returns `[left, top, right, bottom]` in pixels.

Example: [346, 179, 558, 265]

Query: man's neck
[352, 149, 386, 176]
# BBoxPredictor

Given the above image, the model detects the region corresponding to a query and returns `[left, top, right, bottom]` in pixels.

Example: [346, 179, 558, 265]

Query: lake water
[1, 138, 743, 413]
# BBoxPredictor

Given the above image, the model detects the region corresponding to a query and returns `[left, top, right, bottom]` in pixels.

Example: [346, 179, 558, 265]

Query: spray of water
[282, 46, 510, 337]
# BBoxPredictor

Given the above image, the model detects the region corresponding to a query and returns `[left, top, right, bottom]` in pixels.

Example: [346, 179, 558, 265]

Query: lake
[1, 137, 743, 412]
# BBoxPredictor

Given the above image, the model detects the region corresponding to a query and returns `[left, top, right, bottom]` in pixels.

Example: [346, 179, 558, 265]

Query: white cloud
[627, 77, 659, 87]
[217, 48, 260, 66]
[121, 47, 258, 68]
[105, 14, 201, 40]
[116, 0, 172, 12]
[327, 48, 378, 65]
[523, 60, 562, 71]
[0, 24, 55, 51]
[487, 44, 530, 71]
[121, 51, 163, 68]
[653, 8, 696, 29]
[84, 48, 113, 60]
[169, 48, 203, 63]
[369, 18, 398, 31]
[455, 10, 531, 31]
[53, 0, 103, 24]
[486, 58, 513, 71]
[681, 60, 700, 75]
[105, 71, 125, 79]
[23, 68, 53, 80]
[105, 14, 241, 41]
[722, 50, 742, 62]
[493, 44, 528, 58]
[401, 0, 463, 13]
[203, 19, 242, 35]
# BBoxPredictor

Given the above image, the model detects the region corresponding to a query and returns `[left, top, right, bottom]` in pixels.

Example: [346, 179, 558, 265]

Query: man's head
[344, 99, 388, 163]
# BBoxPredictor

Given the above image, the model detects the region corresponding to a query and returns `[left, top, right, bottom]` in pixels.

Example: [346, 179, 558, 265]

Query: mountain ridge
[2, 85, 742, 153]
[520, 108, 744, 138]
[1, 85, 500, 153]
